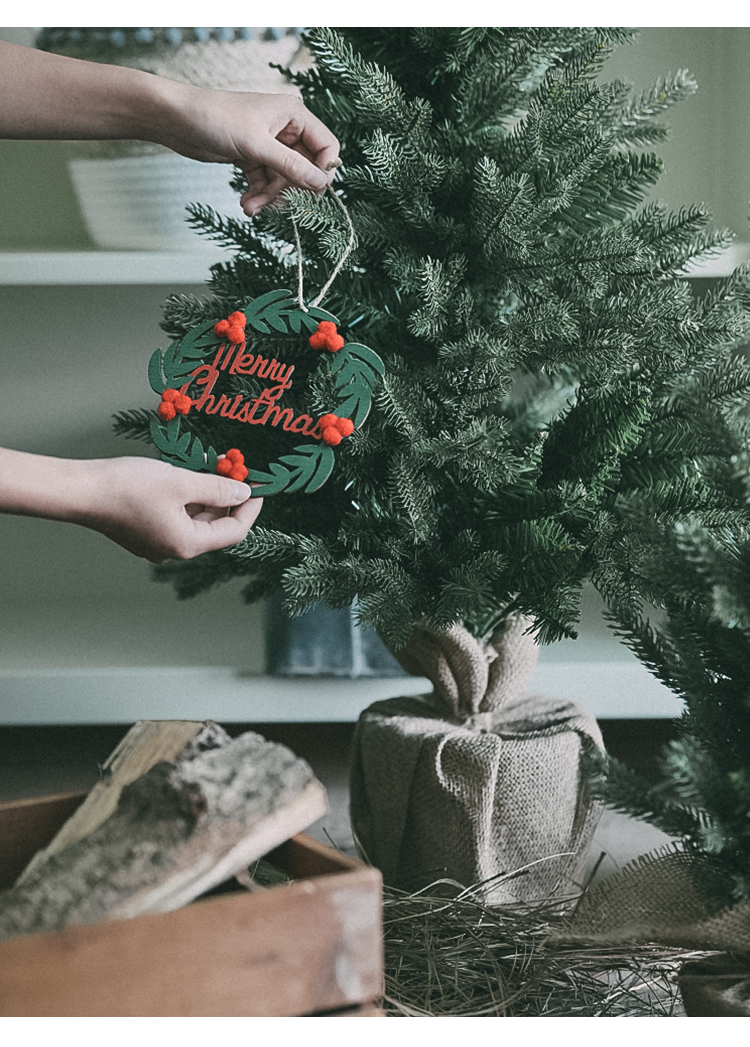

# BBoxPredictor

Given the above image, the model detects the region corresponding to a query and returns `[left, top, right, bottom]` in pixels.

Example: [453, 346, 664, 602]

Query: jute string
[292, 176, 355, 312]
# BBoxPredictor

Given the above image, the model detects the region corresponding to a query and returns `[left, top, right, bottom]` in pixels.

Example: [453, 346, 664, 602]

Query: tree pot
[350, 617, 605, 902]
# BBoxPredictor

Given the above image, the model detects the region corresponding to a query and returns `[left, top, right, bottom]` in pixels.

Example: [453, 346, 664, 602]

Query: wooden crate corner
[0, 791, 384, 1017]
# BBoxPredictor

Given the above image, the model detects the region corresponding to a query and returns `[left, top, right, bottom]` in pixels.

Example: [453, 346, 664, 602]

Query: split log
[0, 721, 327, 942]
[16, 720, 224, 882]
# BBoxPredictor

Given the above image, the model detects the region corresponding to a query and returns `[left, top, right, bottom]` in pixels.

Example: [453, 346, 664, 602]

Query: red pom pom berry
[157, 402, 176, 422]
[309, 321, 344, 352]
[309, 321, 336, 349]
[214, 312, 247, 345]
[318, 414, 354, 445]
[218, 449, 246, 480]
[158, 388, 190, 421]
[322, 426, 343, 447]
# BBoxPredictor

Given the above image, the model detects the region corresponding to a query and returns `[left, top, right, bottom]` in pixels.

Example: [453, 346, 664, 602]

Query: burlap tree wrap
[557, 848, 750, 1015]
[350, 618, 605, 903]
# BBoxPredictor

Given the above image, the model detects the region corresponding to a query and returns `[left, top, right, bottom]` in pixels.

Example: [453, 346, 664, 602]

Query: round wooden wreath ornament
[147, 289, 385, 496]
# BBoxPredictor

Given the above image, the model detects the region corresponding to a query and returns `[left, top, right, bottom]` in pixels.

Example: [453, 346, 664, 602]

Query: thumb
[191, 475, 254, 508]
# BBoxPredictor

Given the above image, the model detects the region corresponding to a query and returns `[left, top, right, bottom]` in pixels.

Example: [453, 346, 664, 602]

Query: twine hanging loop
[292, 184, 355, 312]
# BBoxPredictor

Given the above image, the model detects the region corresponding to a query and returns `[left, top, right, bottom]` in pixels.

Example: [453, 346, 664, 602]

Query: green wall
[604, 28, 750, 240]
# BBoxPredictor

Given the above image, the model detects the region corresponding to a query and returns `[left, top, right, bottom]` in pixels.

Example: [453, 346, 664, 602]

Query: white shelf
[0, 670, 430, 725]
[2, 241, 748, 287]
[0, 250, 230, 286]
[0, 661, 682, 724]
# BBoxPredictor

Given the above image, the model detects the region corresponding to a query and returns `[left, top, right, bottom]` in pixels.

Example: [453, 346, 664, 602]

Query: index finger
[192, 492, 263, 552]
[243, 135, 329, 193]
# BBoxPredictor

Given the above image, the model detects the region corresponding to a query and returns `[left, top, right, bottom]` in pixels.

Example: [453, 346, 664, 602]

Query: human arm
[0, 40, 340, 213]
[0, 449, 263, 563]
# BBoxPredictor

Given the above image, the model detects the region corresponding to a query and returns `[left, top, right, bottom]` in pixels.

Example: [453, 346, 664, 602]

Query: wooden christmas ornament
[147, 289, 384, 496]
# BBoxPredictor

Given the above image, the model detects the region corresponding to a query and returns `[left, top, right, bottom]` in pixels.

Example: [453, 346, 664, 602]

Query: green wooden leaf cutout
[335, 380, 374, 428]
[330, 343, 386, 382]
[181, 321, 219, 351]
[148, 347, 168, 393]
[290, 304, 340, 334]
[244, 290, 340, 336]
[149, 417, 217, 472]
[330, 343, 385, 427]
[149, 320, 219, 393]
[246, 444, 335, 496]
[186, 435, 208, 470]
[244, 289, 293, 334]
[279, 444, 336, 493]
[175, 430, 192, 454]
[245, 461, 294, 496]
[150, 417, 178, 459]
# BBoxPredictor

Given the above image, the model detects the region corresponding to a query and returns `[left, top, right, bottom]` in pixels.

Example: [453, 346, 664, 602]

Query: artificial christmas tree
[564, 475, 750, 1013]
[117, 28, 750, 898]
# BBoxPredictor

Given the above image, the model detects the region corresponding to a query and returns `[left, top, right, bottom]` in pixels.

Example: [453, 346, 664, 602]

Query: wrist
[133, 74, 204, 152]
[79, 62, 182, 145]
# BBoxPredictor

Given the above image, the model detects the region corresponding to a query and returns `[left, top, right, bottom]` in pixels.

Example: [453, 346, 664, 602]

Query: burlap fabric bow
[350, 617, 606, 903]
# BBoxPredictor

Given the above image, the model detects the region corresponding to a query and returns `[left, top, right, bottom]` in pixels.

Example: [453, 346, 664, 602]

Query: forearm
[0, 449, 261, 562]
[0, 448, 102, 523]
[0, 40, 182, 144]
[0, 40, 338, 207]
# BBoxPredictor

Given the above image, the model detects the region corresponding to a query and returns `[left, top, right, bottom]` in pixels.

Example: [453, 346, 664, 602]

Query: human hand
[154, 84, 341, 214]
[80, 457, 263, 563]
[0, 43, 340, 216]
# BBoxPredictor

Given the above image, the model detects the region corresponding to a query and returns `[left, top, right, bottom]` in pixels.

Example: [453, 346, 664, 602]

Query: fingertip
[302, 165, 328, 193]
[196, 495, 263, 553]
[240, 197, 260, 217]
[235, 490, 263, 523]
[241, 179, 290, 215]
[230, 481, 251, 503]
[240, 190, 266, 216]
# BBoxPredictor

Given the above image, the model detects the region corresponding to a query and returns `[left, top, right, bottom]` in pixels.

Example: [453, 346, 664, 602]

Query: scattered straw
[250, 857, 698, 1016]
[380, 883, 697, 1017]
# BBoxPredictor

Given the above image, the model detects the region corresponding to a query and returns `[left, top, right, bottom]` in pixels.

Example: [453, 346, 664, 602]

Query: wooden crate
[0, 791, 384, 1017]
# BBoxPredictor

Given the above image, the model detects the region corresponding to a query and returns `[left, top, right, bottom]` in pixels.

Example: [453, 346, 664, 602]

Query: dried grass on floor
[381, 881, 695, 1017]
[251, 856, 695, 1016]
